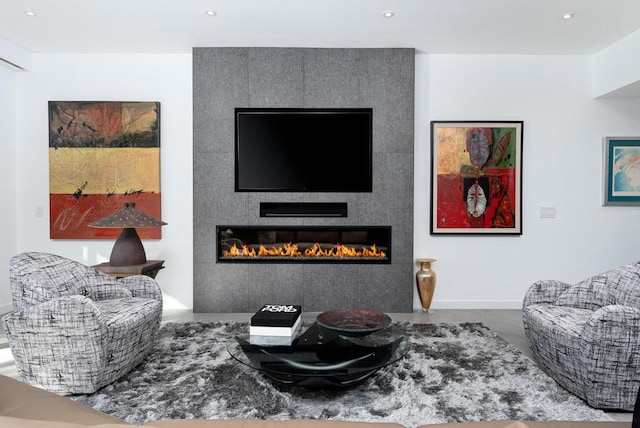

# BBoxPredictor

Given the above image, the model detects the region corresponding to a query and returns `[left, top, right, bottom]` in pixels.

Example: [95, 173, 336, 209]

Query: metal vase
[416, 258, 437, 312]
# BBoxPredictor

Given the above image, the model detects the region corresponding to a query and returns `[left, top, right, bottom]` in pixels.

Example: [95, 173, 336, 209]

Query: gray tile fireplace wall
[193, 47, 415, 312]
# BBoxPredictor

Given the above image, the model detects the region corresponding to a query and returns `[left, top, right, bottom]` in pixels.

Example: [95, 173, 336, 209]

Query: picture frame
[602, 137, 640, 206]
[430, 121, 523, 235]
[48, 101, 162, 239]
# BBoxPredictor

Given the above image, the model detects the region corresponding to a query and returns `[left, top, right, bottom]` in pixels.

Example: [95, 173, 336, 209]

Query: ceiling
[1, 0, 640, 55]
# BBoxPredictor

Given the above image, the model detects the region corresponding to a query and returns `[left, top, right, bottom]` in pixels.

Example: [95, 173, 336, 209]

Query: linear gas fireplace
[217, 225, 391, 264]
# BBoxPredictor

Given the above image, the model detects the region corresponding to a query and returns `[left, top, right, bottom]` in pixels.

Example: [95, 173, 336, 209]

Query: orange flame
[223, 242, 386, 259]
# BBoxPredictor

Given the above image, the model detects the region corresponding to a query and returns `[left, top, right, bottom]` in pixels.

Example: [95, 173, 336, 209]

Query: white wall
[414, 53, 640, 309]
[0, 67, 17, 314]
[593, 29, 640, 98]
[14, 54, 193, 310]
[3, 52, 640, 312]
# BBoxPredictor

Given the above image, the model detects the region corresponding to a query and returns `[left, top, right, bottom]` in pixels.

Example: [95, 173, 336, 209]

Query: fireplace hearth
[216, 225, 391, 264]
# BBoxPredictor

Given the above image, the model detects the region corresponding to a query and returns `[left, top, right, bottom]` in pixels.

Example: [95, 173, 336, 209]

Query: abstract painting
[430, 121, 523, 235]
[48, 101, 161, 239]
[603, 137, 640, 206]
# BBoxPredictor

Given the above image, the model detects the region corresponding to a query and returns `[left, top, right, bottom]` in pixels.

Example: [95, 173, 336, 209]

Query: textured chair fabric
[522, 261, 640, 410]
[1, 252, 163, 395]
[634, 384, 640, 428]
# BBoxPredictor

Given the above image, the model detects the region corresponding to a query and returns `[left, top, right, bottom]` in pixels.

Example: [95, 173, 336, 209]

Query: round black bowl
[316, 309, 391, 337]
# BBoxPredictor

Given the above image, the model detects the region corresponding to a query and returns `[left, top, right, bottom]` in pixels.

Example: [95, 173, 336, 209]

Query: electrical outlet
[35, 205, 44, 218]
[540, 207, 556, 218]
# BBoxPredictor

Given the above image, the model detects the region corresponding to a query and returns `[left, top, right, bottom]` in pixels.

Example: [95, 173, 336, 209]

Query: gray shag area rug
[72, 321, 612, 427]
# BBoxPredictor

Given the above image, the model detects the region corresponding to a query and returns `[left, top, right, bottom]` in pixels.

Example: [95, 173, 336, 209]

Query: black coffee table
[226, 321, 409, 388]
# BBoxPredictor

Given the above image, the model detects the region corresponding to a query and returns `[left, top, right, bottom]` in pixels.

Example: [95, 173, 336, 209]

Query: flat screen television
[235, 108, 373, 192]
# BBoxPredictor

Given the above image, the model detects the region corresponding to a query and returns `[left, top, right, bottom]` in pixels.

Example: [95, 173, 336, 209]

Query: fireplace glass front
[216, 225, 391, 264]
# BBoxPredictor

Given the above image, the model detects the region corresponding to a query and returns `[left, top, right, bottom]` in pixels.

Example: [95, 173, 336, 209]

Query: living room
[1, 3, 640, 314]
[1, 2, 640, 425]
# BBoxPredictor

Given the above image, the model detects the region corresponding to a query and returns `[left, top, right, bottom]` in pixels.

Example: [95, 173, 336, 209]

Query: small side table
[93, 260, 165, 279]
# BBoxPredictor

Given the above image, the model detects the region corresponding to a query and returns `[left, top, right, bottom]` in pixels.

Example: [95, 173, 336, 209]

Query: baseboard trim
[424, 300, 523, 310]
[0, 302, 12, 315]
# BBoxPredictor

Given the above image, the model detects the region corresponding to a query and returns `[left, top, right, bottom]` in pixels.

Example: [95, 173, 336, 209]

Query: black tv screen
[235, 108, 373, 192]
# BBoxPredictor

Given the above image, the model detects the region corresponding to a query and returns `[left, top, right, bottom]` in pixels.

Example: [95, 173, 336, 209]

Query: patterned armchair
[1, 252, 163, 394]
[522, 261, 640, 410]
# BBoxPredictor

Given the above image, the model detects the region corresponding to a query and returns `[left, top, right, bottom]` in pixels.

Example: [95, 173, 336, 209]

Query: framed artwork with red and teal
[48, 101, 162, 239]
[430, 121, 523, 235]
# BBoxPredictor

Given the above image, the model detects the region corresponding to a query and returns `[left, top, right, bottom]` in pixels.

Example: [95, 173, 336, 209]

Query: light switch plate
[540, 207, 556, 218]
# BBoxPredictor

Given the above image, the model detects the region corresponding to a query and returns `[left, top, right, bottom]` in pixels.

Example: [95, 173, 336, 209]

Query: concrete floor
[0, 309, 631, 421]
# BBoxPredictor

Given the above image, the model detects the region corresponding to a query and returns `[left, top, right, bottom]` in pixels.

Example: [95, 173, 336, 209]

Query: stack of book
[250, 304, 302, 345]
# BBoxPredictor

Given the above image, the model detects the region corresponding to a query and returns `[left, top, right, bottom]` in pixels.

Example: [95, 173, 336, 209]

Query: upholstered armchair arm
[522, 279, 572, 307]
[2, 295, 107, 339]
[118, 275, 163, 302]
[1, 295, 109, 387]
[583, 305, 640, 344]
[580, 305, 640, 395]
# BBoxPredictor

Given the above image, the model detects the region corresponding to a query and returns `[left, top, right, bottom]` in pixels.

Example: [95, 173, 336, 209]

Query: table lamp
[89, 202, 167, 266]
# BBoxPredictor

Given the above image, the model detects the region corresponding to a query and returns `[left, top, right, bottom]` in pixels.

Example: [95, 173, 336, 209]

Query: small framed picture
[603, 137, 640, 206]
[430, 121, 523, 235]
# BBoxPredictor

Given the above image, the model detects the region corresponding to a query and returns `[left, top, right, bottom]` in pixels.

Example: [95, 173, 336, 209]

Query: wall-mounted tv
[235, 108, 373, 192]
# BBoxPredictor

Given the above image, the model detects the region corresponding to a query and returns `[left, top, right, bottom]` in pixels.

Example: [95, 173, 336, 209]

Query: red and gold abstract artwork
[430, 121, 523, 235]
[48, 101, 161, 239]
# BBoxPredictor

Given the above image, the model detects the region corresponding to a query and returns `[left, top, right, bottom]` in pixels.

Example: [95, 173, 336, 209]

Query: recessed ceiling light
[205, 9, 217, 17]
[562, 12, 574, 20]
[24, 10, 36, 17]
[382, 10, 394, 18]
